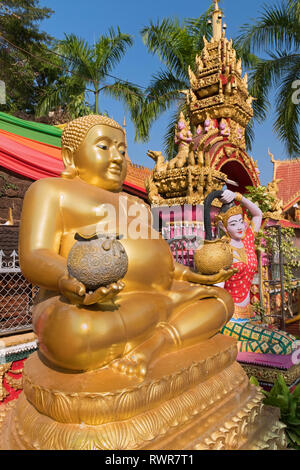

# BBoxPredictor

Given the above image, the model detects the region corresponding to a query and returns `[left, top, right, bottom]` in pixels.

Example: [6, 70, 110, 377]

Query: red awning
[266, 219, 300, 229]
[0, 133, 63, 180]
[280, 219, 300, 229]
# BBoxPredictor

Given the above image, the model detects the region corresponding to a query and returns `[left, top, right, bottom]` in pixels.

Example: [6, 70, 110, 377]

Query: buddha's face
[73, 124, 127, 191]
[226, 214, 246, 241]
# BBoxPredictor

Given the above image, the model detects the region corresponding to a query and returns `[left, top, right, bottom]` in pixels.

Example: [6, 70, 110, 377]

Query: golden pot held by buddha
[194, 238, 233, 275]
[67, 234, 128, 290]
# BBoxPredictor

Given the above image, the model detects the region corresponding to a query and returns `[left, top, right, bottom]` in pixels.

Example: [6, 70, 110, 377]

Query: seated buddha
[19, 114, 234, 379]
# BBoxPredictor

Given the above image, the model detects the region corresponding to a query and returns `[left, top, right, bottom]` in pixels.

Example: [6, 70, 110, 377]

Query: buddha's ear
[61, 146, 77, 179]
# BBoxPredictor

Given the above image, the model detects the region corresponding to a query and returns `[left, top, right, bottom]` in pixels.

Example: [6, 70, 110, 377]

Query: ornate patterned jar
[194, 238, 233, 275]
[67, 233, 128, 290]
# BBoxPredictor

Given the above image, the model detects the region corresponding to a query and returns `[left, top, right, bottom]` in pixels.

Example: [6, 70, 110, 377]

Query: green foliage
[36, 30, 143, 121]
[236, 0, 300, 157]
[245, 184, 276, 213]
[263, 375, 300, 449]
[251, 301, 267, 323]
[137, 10, 214, 158]
[0, 174, 17, 196]
[267, 226, 300, 292]
[0, 0, 56, 114]
[245, 185, 300, 292]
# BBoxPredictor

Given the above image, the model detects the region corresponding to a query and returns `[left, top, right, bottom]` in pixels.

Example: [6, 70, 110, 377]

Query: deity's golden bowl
[67, 234, 128, 290]
[194, 238, 233, 275]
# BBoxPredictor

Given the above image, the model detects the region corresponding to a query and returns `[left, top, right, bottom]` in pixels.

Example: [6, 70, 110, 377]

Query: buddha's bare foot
[111, 330, 166, 380]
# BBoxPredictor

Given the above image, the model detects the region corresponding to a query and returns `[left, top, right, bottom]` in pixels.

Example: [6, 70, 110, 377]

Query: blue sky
[39, 0, 290, 185]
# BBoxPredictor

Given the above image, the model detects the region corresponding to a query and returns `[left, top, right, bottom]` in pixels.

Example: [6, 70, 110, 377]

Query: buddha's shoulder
[120, 191, 148, 206]
[27, 177, 78, 191]
[25, 177, 78, 199]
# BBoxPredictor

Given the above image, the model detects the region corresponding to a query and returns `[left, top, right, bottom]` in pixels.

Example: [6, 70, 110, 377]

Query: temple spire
[212, 0, 223, 40]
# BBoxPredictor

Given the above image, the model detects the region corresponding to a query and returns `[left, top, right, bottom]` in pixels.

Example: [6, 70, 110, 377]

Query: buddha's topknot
[61, 114, 124, 152]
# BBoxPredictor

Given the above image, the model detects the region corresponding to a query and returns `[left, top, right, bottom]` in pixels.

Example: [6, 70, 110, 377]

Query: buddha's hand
[58, 274, 125, 306]
[58, 274, 86, 305]
[82, 281, 125, 306]
[186, 267, 237, 285]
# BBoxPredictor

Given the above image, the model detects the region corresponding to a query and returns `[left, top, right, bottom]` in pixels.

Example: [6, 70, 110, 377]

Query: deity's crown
[215, 204, 244, 228]
[61, 114, 124, 153]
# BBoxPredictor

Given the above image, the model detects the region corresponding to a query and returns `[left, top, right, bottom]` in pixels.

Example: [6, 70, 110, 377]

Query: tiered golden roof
[187, 0, 253, 150]
[146, 1, 258, 207]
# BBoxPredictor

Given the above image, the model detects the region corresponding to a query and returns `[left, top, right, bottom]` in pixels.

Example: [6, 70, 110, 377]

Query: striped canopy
[0, 112, 148, 199]
[0, 112, 63, 180]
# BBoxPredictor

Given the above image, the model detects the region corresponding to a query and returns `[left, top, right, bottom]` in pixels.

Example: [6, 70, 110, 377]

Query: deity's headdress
[215, 202, 243, 228]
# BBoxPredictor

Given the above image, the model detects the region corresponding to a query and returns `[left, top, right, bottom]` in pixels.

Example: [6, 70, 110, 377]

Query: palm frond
[244, 118, 255, 152]
[58, 34, 97, 84]
[102, 80, 143, 111]
[95, 27, 133, 76]
[133, 70, 187, 142]
[247, 52, 299, 123]
[273, 56, 300, 155]
[146, 69, 188, 101]
[36, 74, 86, 117]
[162, 102, 186, 159]
[141, 18, 192, 78]
[185, 7, 214, 52]
[237, 1, 300, 53]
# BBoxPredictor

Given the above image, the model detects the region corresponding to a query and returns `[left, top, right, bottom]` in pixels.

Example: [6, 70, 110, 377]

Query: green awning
[0, 112, 62, 147]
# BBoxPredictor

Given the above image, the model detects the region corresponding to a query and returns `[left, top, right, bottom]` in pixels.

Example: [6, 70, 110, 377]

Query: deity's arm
[222, 190, 263, 234]
[19, 179, 67, 291]
[237, 194, 262, 233]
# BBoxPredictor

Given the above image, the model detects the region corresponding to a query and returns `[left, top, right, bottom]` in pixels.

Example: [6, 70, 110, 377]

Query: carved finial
[188, 65, 197, 87]
[2, 208, 14, 226]
[212, 0, 223, 40]
[213, 0, 219, 11]
[268, 148, 276, 164]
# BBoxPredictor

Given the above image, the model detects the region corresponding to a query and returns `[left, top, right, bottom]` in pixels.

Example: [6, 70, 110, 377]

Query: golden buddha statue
[19, 114, 234, 376]
[0, 115, 287, 450]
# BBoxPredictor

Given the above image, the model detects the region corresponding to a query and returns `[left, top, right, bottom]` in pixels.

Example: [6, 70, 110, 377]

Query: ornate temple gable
[269, 149, 300, 213]
[146, 1, 259, 207]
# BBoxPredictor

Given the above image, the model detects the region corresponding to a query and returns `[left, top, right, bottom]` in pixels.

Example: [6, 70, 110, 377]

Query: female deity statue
[217, 190, 298, 355]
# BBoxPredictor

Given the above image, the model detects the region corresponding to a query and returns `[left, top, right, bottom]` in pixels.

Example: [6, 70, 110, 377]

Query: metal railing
[263, 225, 300, 330]
[0, 249, 37, 337]
[167, 236, 202, 270]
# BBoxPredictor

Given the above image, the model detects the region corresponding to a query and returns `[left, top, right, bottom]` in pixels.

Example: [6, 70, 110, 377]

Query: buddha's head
[216, 204, 245, 241]
[61, 115, 127, 191]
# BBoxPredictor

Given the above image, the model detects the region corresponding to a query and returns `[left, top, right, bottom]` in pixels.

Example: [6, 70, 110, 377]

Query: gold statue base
[0, 335, 286, 450]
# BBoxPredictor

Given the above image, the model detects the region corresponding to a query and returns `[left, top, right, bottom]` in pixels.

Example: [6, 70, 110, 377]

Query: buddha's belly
[121, 238, 175, 292]
[60, 234, 175, 292]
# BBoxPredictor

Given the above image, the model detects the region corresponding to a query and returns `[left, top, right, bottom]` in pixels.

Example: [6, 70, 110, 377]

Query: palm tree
[37, 28, 143, 120]
[136, 10, 213, 158]
[236, 0, 300, 157]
